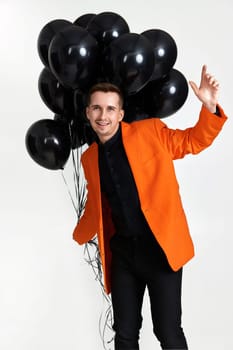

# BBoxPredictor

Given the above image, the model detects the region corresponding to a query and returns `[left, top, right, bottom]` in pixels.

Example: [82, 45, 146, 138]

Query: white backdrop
[0, 0, 232, 349]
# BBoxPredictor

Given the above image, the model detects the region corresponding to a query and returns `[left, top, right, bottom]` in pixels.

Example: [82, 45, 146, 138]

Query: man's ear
[85, 107, 90, 120]
[119, 109, 124, 121]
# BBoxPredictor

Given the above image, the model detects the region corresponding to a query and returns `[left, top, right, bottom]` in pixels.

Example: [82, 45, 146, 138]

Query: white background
[0, 0, 232, 349]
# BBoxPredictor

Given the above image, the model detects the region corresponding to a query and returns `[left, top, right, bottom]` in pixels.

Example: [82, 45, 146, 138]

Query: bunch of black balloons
[25, 11, 189, 170]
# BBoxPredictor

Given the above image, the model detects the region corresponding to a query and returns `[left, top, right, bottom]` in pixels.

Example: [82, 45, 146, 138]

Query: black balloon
[54, 114, 68, 123]
[103, 33, 155, 95]
[25, 119, 71, 170]
[73, 89, 86, 116]
[48, 26, 99, 90]
[38, 67, 74, 116]
[123, 91, 149, 123]
[72, 90, 97, 146]
[87, 11, 130, 48]
[142, 29, 177, 81]
[37, 19, 72, 68]
[73, 13, 96, 28]
[143, 69, 189, 118]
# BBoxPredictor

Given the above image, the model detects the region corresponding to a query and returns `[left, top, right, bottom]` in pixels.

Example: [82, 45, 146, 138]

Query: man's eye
[93, 106, 100, 110]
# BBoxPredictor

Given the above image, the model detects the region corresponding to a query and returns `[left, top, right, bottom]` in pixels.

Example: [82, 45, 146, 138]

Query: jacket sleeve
[154, 104, 228, 159]
[72, 150, 99, 245]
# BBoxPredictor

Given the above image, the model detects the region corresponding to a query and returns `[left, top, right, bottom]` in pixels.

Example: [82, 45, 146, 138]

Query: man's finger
[189, 81, 199, 96]
[200, 64, 207, 84]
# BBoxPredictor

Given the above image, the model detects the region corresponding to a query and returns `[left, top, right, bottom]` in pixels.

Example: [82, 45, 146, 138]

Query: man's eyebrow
[107, 105, 117, 109]
[90, 104, 118, 109]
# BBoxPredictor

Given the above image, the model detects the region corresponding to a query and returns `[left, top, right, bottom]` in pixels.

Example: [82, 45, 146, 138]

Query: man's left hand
[189, 64, 219, 113]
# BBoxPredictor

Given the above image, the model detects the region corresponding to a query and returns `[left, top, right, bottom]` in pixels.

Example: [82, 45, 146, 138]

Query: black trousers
[110, 231, 188, 350]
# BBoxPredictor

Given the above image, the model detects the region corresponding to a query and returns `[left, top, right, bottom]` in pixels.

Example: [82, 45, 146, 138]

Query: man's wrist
[214, 105, 221, 116]
[203, 103, 217, 113]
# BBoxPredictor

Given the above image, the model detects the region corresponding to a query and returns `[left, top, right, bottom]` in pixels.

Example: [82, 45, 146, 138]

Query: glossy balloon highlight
[38, 67, 74, 116]
[48, 26, 100, 90]
[103, 33, 155, 95]
[73, 13, 96, 28]
[37, 19, 72, 68]
[87, 11, 130, 48]
[143, 69, 189, 118]
[25, 119, 71, 170]
[142, 29, 177, 81]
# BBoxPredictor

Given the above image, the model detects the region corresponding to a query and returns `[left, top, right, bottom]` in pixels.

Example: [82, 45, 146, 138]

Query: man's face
[86, 91, 124, 144]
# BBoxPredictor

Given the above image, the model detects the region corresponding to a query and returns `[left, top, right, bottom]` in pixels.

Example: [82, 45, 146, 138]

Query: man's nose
[99, 109, 107, 118]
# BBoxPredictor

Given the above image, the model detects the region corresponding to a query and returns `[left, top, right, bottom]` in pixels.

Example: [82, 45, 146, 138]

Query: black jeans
[110, 231, 188, 350]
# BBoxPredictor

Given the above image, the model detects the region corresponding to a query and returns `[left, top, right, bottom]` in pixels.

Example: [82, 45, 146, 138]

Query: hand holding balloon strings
[189, 65, 219, 113]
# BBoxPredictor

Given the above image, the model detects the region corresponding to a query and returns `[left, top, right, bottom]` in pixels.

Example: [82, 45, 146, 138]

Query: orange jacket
[73, 105, 227, 294]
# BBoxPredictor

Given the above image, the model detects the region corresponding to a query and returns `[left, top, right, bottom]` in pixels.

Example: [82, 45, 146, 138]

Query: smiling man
[85, 86, 124, 143]
[73, 66, 227, 350]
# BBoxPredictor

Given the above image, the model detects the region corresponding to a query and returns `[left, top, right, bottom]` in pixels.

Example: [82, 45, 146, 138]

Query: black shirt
[98, 125, 150, 237]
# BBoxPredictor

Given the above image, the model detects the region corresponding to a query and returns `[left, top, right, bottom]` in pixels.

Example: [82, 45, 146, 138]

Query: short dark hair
[86, 82, 124, 108]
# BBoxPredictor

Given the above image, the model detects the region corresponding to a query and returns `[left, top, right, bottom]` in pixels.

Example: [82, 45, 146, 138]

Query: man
[73, 65, 227, 349]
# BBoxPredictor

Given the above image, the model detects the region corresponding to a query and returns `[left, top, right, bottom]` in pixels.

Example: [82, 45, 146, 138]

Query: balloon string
[72, 149, 78, 203]
[84, 238, 115, 350]
[71, 148, 79, 211]
[69, 123, 79, 210]
[61, 170, 78, 214]
[75, 146, 87, 219]
[99, 302, 114, 349]
[63, 159, 114, 348]
[64, 124, 114, 348]
[61, 147, 86, 219]
[67, 122, 87, 220]
[77, 145, 85, 206]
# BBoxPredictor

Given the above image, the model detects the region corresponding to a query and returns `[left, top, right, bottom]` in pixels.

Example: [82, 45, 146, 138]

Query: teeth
[97, 122, 108, 125]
